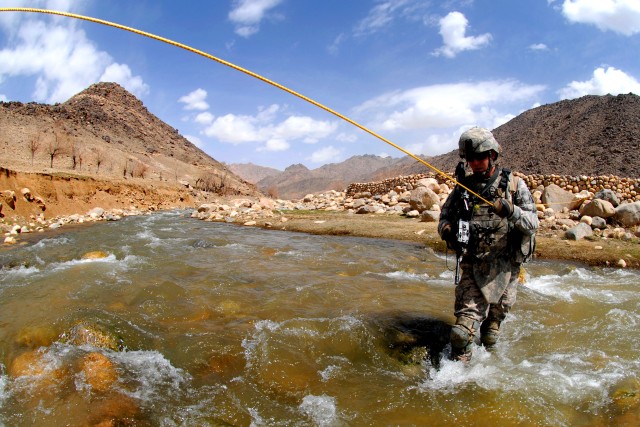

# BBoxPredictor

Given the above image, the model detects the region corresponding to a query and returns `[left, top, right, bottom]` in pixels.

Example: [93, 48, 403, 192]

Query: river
[0, 210, 638, 426]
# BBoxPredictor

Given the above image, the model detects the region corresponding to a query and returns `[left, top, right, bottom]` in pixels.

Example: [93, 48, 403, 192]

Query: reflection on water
[0, 211, 638, 426]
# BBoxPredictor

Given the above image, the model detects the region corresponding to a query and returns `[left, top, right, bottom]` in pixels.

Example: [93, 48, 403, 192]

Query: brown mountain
[254, 155, 397, 199]
[387, 93, 640, 178]
[0, 82, 258, 196]
[227, 162, 281, 184]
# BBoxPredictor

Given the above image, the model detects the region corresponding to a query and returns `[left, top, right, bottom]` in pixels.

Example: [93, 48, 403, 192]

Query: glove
[493, 198, 513, 218]
[439, 222, 453, 242]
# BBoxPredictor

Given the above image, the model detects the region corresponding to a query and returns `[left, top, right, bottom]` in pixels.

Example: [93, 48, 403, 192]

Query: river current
[0, 210, 638, 426]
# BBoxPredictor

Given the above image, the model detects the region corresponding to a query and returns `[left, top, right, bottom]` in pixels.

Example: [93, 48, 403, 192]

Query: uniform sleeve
[438, 186, 460, 237]
[508, 178, 539, 236]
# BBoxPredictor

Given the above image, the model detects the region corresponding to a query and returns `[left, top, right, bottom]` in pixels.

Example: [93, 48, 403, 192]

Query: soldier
[438, 127, 539, 362]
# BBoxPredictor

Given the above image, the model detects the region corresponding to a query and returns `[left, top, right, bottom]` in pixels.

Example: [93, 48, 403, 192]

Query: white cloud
[204, 113, 260, 144]
[529, 43, 549, 50]
[228, 0, 283, 38]
[433, 11, 492, 58]
[0, 94, 7, 102]
[0, 10, 148, 103]
[195, 111, 215, 125]
[178, 88, 209, 111]
[336, 132, 358, 143]
[273, 116, 337, 143]
[355, 80, 545, 132]
[202, 105, 338, 153]
[558, 66, 640, 99]
[100, 63, 149, 98]
[309, 145, 341, 164]
[562, 0, 640, 35]
[353, 0, 410, 37]
[260, 138, 290, 152]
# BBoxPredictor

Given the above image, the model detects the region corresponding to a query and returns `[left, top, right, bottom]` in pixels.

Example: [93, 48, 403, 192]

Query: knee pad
[480, 320, 501, 347]
[450, 317, 480, 351]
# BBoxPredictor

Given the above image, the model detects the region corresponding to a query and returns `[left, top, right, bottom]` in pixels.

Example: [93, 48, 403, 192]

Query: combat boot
[480, 319, 501, 348]
[450, 316, 480, 362]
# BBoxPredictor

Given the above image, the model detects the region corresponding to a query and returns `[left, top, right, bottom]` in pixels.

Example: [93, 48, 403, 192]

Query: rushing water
[0, 210, 638, 426]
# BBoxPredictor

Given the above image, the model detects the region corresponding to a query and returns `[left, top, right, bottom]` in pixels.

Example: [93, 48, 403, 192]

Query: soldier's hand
[493, 198, 513, 218]
[439, 222, 453, 241]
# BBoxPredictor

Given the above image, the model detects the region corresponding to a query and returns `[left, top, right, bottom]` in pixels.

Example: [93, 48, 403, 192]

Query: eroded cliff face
[0, 167, 205, 221]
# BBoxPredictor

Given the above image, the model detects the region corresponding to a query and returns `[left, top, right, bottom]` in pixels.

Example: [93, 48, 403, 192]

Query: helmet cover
[458, 127, 501, 159]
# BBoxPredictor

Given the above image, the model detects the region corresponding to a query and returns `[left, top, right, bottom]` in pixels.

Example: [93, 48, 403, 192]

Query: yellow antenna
[0, 7, 495, 206]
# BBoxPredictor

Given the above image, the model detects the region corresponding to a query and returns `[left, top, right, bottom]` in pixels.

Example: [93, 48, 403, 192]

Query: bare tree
[69, 139, 81, 170]
[95, 149, 105, 174]
[46, 133, 65, 168]
[28, 136, 41, 166]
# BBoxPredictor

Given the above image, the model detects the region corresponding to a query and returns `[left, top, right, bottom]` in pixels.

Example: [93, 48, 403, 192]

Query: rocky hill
[378, 93, 640, 178]
[253, 155, 397, 199]
[232, 93, 640, 197]
[0, 82, 258, 196]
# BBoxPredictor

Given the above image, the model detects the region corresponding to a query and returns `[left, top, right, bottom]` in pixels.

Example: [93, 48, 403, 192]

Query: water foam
[299, 394, 339, 426]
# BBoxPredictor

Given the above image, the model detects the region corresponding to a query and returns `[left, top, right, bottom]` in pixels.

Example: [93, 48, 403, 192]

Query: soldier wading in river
[438, 127, 539, 362]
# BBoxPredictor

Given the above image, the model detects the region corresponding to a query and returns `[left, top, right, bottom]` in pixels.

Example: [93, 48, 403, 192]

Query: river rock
[416, 178, 441, 193]
[82, 251, 109, 260]
[565, 222, 593, 240]
[614, 201, 640, 227]
[80, 352, 118, 392]
[9, 349, 69, 393]
[63, 322, 124, 351]
[409, 187, 439, 213]
[87, 207, 105, 219]
[581, 199, 615, 218]
[15, 325, 58, 348]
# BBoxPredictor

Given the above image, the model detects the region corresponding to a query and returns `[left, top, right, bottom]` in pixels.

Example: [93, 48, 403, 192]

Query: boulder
[565, 222, 593, 240]
[80, 352, 118, 393]
[614, 201, 640, 227]
[409, 187, 440, 213]
[416, 178, 441, 194]
[594, 189, 620, 207]
[21, 188, 33, 202]
[581, 199, 615, 218]
[420, 210, 440, 222]
[541, 184, 581, 210]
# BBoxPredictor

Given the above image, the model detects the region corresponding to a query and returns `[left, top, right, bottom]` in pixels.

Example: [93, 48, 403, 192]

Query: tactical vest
[460, 168, 533, 263]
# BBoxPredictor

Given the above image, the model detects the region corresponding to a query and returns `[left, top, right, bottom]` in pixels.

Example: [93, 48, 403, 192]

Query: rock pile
[1, 185, 156, 244]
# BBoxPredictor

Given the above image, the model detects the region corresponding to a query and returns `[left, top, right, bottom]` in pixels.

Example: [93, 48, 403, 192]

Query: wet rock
[81, 251, 109, 259]
[9, 349, 69, 393]
[15, 325, 58, 348]
[80, 352, 118, 392]
[4, 236, 17, 244]
[87, 207, 105, 219]
[62, 322, 124, 351]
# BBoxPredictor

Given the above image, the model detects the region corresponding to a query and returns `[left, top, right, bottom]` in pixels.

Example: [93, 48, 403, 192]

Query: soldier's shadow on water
[367, 312, 452, 369]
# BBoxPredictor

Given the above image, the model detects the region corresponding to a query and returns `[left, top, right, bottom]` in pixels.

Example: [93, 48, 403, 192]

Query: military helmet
[458, 127, 501, 159]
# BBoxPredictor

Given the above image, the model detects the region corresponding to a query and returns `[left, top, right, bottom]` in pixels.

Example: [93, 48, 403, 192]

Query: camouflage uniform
[438, 128, 539, 361]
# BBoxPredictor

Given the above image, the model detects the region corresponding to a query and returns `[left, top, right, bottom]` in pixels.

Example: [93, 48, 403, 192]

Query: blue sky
[1, 0, 639, 170]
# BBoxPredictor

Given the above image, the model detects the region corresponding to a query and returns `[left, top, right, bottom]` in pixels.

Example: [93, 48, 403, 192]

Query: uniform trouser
[454, 261, 521, 324]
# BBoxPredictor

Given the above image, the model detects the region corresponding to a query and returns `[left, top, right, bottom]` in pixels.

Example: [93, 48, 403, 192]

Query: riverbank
[2, 168, 639, 268]
[237, 210, 640, 269]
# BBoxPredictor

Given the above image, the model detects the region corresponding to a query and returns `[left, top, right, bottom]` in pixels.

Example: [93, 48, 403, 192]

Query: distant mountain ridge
[231, 93, 640, 199]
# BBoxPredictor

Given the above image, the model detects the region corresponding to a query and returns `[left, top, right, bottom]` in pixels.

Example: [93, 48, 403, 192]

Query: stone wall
[346, 172, 640, 203]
